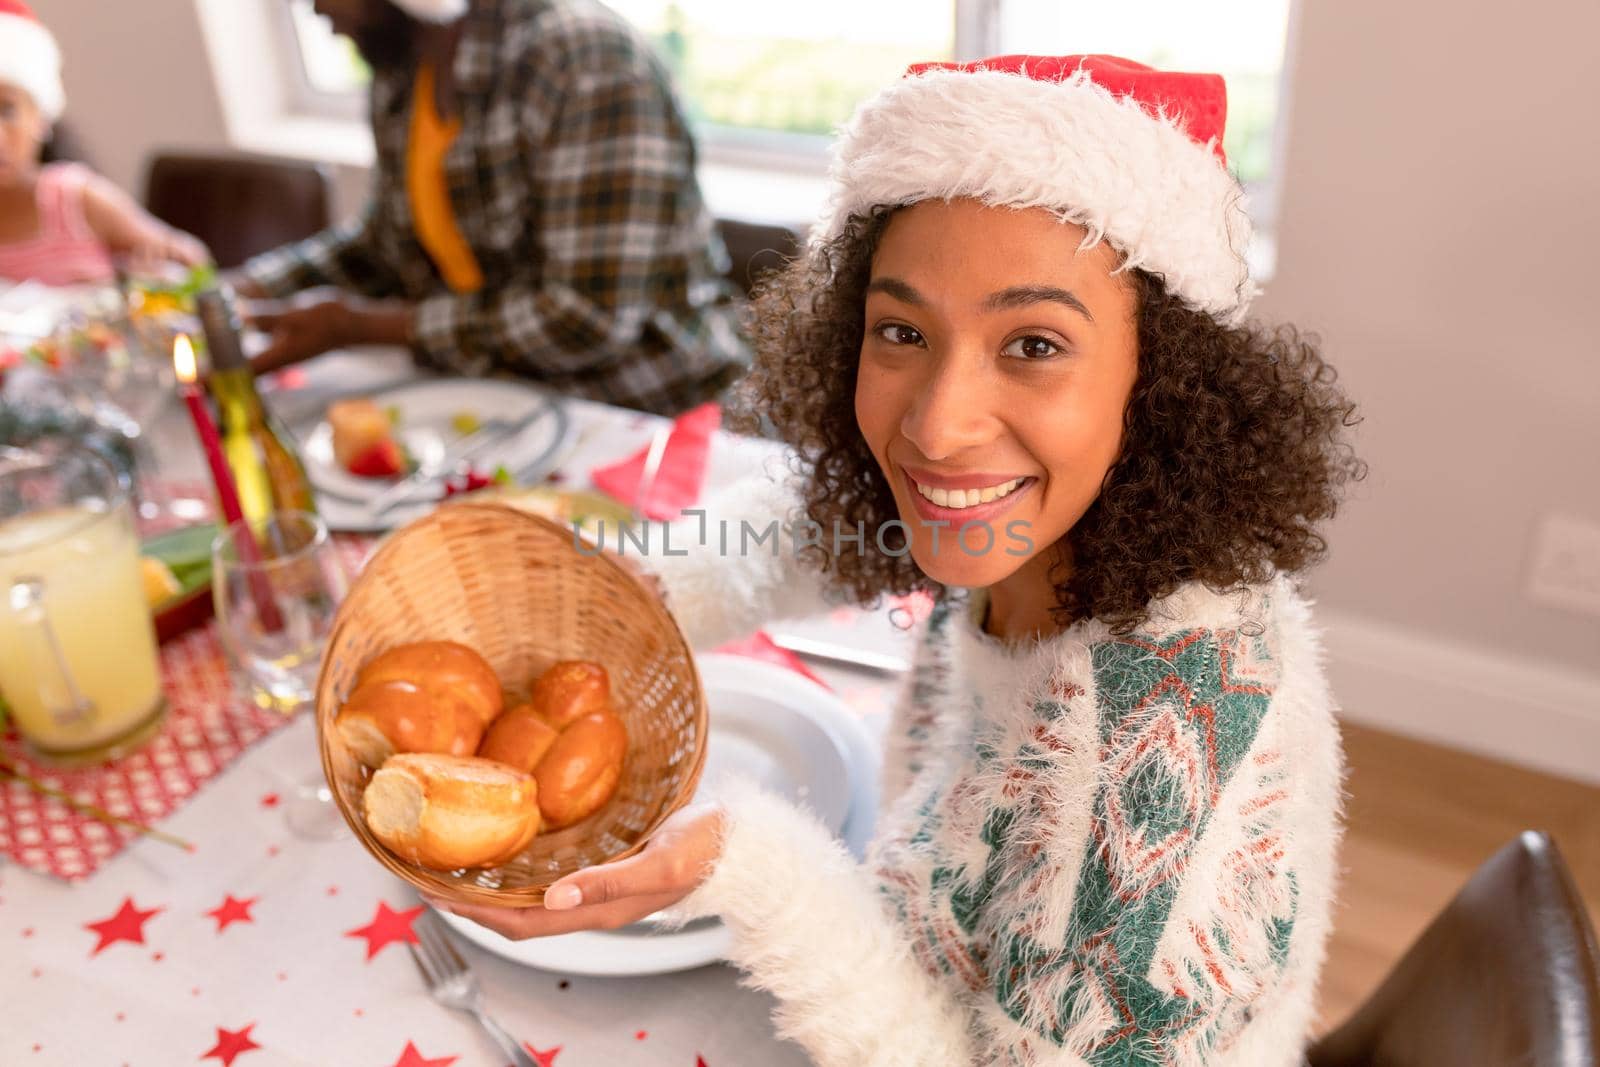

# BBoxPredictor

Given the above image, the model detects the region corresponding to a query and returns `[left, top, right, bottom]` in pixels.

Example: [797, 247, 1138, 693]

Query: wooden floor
[1313, 721, 1600, 1033]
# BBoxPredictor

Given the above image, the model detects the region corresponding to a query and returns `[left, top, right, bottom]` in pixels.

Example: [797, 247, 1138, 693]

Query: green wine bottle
[196, 290, 316, 525]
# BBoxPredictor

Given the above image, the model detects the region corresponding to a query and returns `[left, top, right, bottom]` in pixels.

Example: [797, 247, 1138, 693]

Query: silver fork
[408, 912, 537, 1067]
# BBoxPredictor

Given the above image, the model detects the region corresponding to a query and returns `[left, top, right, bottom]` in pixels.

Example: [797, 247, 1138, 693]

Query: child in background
[0, 0, 207, 286]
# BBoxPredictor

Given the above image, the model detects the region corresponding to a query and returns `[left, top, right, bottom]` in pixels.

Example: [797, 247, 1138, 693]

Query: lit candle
[173, 334, 245, 529]
[173, 335, 283, 634]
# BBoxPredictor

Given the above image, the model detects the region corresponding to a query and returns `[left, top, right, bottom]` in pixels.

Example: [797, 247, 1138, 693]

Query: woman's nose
[898, 350, 997, 463]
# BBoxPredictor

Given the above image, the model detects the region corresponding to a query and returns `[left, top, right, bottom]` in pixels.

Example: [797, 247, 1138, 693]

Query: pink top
[0, 162, 117, 286]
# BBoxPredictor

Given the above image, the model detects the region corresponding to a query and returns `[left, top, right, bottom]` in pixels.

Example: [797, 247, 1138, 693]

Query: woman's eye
[876, 323, 925, 347]
[1002, 335, 1063, 360]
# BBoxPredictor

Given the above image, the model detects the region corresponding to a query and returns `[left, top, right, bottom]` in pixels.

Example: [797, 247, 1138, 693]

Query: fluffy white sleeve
[669, 783, 975, 1066]
[640, 473, 840, 650]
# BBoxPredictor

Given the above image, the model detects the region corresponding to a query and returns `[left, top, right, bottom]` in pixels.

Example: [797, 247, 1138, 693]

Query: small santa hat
[388, 0, 469, 22]
[0, 0, 64, 122]
[817, 54, 1256, 323]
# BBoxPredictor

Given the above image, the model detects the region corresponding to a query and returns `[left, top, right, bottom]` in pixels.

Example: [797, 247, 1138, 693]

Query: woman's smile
[899, 465, 1037, 525]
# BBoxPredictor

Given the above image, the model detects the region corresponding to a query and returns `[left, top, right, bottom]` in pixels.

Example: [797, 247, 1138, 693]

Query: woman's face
[854, 199, 1140, 590]
[0, 83, 47, 182]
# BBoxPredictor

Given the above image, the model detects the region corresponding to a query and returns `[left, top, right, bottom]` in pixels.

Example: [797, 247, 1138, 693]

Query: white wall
[34, 0, 1600, 776]
[37, 0, 369, 217]
[1258, 0, 1600, 777]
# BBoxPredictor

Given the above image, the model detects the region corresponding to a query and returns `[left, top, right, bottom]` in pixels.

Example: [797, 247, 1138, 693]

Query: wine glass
[211, 509, 349, 838]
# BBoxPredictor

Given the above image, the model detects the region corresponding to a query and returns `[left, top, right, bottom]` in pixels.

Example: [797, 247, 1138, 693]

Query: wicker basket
[315, 500, 707, 906]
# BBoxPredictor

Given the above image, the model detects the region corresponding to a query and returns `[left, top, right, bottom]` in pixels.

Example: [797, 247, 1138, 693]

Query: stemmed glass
[211, 510, 349, 839]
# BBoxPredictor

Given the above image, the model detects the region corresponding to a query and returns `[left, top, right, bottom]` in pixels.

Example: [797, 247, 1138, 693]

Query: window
[285, 0, 371, 95]
[278, 0, 370, 120]
[268, 0, 1294, 225]
[609, 0, 955, 163]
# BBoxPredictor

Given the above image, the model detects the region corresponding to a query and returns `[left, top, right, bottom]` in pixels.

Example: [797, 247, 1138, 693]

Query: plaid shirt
[244, 0, 750, 415]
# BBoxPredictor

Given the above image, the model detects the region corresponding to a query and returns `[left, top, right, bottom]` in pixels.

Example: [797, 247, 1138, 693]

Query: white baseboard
[1318, 609, 1600, 785]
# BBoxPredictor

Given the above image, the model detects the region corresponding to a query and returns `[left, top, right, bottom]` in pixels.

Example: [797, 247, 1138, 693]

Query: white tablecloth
[2, 348, 919, 1066]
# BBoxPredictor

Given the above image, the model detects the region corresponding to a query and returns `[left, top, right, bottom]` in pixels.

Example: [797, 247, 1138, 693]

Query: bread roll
[528, 661, 609, 730]
[533, 710, 628, 829]
[335, 679, 484, 769]
[363, 753, 540, 870]
[477, 703, 560, 773]
[359, 642, 503, 725]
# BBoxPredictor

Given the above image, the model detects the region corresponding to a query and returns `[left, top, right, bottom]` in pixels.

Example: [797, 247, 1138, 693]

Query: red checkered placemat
[0, 518, 377, 882]
[0, 625, 290, 881]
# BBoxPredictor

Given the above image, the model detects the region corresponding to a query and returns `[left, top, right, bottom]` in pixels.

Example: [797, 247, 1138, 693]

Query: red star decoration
[259, 793, 280, 808]
[201, 1023, 261, 1066]
[84, 897, 162, 956]
[697, 1058, 709, 1067]
[388, 1041, 458, 1067]
[523, 1044, 561, 1067]
[345, 901, 423, 960]
[205, 895, 258, 933]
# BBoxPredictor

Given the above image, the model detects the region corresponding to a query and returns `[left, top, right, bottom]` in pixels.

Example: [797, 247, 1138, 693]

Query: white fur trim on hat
[0, 12, 63, 121]
[816, 67, 1257, 322]
[388, 0, 469, 22]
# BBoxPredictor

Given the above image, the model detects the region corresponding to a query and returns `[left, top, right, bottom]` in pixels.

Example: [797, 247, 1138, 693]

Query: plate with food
[437, 653, 879, 977]
[300, 378, 572, 532]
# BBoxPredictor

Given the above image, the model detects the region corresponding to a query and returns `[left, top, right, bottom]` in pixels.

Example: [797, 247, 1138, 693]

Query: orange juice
[0, 503, 165, 760]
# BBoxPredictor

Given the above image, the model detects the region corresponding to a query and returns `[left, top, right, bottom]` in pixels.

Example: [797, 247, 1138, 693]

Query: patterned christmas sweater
[650, 478, 1345, 1067]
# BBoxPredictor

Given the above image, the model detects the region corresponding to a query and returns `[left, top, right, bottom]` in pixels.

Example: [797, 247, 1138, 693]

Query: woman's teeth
[914, 477, 1024, 509]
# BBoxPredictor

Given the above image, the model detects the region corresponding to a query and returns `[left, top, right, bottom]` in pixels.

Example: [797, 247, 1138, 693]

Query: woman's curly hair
[726, 207, 1366, 634]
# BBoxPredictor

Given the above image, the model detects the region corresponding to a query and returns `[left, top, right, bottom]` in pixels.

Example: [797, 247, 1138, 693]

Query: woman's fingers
[544, 845, 685, 910]
[426, 890, 684, 940]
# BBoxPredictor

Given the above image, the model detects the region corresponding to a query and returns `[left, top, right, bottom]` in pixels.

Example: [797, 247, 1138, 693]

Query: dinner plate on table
[437, 654, 882, 977]
[296, 378, 572, 533]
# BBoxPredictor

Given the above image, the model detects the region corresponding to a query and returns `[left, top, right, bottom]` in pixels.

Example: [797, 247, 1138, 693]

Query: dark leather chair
[1309, 831, 1600, 1067]
[143, 152, 333, 269]
[715, 218, 804, 298]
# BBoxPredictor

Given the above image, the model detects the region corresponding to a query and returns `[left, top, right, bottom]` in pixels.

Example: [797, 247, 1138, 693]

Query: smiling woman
[443, 53, 1363, 1067]
[749, 194, 1361, 637]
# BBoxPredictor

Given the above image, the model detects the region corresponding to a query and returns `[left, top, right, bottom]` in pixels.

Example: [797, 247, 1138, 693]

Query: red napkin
[590, 403, 721, 520]
[715, 630, 832, 692]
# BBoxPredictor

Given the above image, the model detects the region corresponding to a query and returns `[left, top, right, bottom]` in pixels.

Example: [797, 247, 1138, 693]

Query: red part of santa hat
[0, 0, 64, 121]
[818, 53, 1255, 322]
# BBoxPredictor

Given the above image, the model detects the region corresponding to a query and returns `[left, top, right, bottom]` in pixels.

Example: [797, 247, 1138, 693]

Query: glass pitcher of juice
[0, 445, 167, 764]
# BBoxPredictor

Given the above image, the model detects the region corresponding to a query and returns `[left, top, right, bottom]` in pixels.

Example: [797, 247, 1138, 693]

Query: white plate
[437, 653, 883, 977]
[297, 378, 572, 532]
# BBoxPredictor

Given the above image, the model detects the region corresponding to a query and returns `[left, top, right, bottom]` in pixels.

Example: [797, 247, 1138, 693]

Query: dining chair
[143, 152, 334, 269]
[715, 217, 804, 298]
[1308, 830, 1600, 1067]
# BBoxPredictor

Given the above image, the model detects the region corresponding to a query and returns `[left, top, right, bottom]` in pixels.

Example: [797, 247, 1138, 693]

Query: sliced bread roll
[363, 753, 539, 871]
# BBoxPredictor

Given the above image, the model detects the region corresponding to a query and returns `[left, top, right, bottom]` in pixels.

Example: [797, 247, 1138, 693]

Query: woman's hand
[425, 804, 725, 939]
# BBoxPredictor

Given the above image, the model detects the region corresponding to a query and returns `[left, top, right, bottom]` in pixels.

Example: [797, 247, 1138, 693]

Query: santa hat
[0, 0, 64, 122]
[816, 54, 1256, 323]
[388, 0, 469, 22]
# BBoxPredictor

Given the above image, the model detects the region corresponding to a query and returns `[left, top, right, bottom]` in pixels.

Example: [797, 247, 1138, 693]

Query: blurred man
[235, 0, 749, 415]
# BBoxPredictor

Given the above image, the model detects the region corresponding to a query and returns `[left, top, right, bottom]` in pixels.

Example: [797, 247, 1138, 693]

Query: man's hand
[244, 292, 414, 374]
[424, 804, 725, 939]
